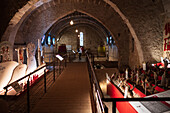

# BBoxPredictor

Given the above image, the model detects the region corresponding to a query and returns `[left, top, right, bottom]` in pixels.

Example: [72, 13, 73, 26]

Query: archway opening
[40, 11, 118, 63]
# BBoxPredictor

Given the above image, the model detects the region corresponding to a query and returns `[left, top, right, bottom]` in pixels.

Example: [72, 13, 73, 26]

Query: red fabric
[153, 62, 164, 67]
[33, 74, 38, 81]
[80, 46, 84, 52]
[167, 44, 170, 50]
[158, 76, 162, 80]
[141, 70, 145, 74]
[127, 83, 146, 98]
[107, 82, 138, 113]
[151, 84, 165, 92]
[150, 73, 154, 77]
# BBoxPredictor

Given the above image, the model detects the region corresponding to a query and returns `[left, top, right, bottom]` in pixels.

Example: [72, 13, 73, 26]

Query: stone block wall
[0, 0, 168, 70]
[58, 25, 105, 53]
[13, 0, 131, 70]
[112, 0, 164, 64]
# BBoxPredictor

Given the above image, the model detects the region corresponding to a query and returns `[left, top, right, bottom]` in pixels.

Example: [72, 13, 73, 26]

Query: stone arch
[57, 24, 107, 52]
[55, 23, 107, 43]
[1, 0, 143, 67]
[48, 14, 109, 42]
[103, 0, 144, 64]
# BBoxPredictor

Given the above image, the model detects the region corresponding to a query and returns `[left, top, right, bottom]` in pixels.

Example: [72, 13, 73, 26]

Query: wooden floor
[31, 62, 92, 113]
[6, 69, 56, 113]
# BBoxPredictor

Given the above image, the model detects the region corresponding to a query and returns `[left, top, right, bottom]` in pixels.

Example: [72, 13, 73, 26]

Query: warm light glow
[99, 82, 107, 95]
[125, 68, 128, 79]
[70, 20, 74, 25]
[143, 62, 146, 71]
[106, 79, 110, 84]
[57, 38, 59, 42]
[75, 29, 78, 33]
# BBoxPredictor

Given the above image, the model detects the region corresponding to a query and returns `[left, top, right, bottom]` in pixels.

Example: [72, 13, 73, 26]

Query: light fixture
[57, 38, 59, 42]
[75, 29, 78, 33]
[70, 20, 74, 25]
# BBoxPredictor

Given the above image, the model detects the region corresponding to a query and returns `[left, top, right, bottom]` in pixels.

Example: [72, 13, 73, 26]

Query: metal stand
[44, 69, 46, 93]
[27, 79, 30, 113]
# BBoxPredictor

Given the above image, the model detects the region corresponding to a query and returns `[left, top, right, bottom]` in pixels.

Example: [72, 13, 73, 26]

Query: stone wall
[112, 0, 164, 63]
[129, 37, 140, 69]
[58, 25, 105, 53]
[13, 0, 131, 70]
[0, 0, 167, 70]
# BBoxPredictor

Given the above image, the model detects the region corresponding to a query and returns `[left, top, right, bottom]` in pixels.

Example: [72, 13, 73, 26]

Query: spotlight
[57, 38, 59, 42]
[75, 29, 78, 33]
[70, 20, 74, 25]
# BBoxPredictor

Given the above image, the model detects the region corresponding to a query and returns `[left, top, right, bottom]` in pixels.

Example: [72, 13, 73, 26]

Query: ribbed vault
[2, 0, 159, 69]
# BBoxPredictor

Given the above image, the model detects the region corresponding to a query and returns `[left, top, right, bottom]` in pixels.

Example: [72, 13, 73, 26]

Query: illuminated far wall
[58, 26, 105, 52]
[108, 44, 118, 61]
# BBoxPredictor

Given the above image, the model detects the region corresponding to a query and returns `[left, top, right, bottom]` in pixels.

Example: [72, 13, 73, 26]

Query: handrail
[2, 53, 67, 113]
[86, 53, 106, 113]
[102, 97, 170, 102]
[87, 54, 104, 98]
[86, 52, 170, 113]
[102, 96, 170, 113]
[86, 53, 103, 96]
[3, 53, 68, 90]
[103, 76, 170, 113]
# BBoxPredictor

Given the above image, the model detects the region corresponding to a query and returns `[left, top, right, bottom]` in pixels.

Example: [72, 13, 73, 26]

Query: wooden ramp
[32, 62, 92, 113]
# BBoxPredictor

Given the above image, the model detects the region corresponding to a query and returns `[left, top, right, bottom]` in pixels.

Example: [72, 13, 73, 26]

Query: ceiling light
[70, 20, 74, 25]
[57, 38, 59, 42]
[75, 29, 78, 33]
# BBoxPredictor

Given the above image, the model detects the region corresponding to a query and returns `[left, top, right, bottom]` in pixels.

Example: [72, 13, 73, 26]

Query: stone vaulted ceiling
[0, 0, 166, 69]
